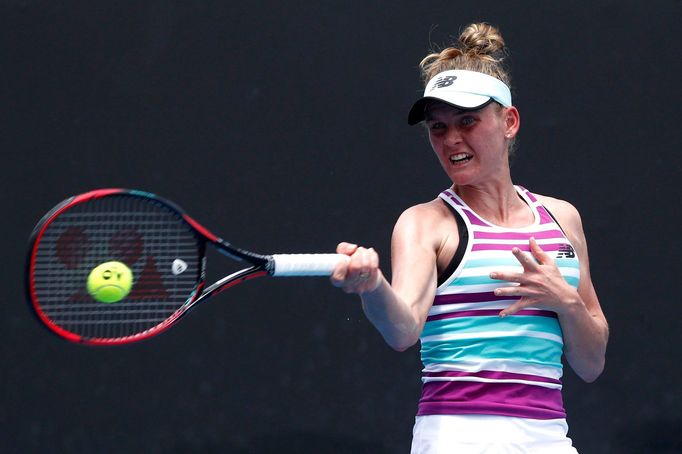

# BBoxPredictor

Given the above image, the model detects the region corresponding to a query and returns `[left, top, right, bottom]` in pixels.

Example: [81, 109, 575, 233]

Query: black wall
[3, 1, 681, 453]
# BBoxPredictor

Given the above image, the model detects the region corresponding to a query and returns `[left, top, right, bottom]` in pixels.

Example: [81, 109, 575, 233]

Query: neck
[454, 179, 532, 227]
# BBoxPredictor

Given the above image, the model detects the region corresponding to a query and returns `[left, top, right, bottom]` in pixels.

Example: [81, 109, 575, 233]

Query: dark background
[2, 1, 680, 453]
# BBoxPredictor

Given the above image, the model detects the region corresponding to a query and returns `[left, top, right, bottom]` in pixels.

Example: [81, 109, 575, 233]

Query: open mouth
[449, 153, 473, 164]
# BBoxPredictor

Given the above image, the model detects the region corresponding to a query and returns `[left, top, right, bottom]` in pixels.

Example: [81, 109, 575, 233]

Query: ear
[503, 106, 520, 139]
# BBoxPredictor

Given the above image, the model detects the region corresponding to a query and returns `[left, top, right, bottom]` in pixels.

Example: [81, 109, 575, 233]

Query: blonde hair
[420, 23, 511, 88]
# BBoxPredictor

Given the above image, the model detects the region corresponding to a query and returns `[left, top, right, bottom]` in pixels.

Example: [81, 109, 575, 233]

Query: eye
[461, 116, 476, 126]
[428, 121, 446, 132]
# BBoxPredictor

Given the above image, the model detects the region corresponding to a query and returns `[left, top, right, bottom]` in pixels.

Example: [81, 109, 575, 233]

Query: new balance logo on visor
[431, 75, 457, 90]
[556, 244, 576, 259]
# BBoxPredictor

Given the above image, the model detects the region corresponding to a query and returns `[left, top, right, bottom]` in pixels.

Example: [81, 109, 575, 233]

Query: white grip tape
[271, 254, 348, 277]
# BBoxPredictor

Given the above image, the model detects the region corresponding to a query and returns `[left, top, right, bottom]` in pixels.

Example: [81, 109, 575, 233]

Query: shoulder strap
[437, 200, 469, 287]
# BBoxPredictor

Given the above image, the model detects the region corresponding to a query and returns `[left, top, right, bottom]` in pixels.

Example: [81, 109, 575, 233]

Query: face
[425, 101, 519, 186]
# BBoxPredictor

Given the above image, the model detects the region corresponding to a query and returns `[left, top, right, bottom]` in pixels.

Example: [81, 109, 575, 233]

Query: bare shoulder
[397, 198, 452, 225]
[393, 198, 456, 250]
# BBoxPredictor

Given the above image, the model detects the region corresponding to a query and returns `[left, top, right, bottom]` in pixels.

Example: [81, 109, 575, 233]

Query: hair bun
[418, 22, 511, 86]
[458, 23, 506, 62]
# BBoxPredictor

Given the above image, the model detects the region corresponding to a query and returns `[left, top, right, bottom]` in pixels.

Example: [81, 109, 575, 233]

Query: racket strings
[31, 195, 203, 341]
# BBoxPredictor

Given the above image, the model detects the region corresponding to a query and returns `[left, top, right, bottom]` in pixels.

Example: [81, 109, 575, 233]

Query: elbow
[390, 342, 414, 352]
[387, 334, 420, 352]
[579, 370, 602, 383]
[576, 358, 606, 383]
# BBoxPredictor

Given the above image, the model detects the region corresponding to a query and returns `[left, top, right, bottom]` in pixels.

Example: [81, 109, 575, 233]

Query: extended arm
[331, 203, 448, 351]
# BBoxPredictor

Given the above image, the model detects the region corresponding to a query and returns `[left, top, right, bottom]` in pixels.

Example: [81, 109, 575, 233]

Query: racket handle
[270, 253, 349, 277]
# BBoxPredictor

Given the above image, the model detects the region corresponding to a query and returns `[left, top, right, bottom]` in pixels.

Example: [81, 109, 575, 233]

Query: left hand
[490, 237, 580, 317]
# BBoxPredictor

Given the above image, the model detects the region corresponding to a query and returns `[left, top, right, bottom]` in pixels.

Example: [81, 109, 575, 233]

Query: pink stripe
[443, 192, 464, 206]
[423, 369, 561, 385]
[418, 380, 566, 419]
[473, 229, 564, 240]
[538, 208, 554, 224]
[463, 210, 489, 226]
[427, 309, 557, 321]
[471, 243, 563, 252]
[518, 186, 538, 203]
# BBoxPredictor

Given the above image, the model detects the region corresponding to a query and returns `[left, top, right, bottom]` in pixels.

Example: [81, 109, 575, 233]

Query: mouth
[449, 153, 473, 165]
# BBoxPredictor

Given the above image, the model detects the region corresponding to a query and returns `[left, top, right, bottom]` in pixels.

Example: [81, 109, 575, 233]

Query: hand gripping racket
[26, 189, 346, 345]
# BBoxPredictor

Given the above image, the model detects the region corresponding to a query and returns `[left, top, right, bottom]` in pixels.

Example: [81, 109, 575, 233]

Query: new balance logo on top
[431, 75, 457, 91]
[556, 244, 575, 259]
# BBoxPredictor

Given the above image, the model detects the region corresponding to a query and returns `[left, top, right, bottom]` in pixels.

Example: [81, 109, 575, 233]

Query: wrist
[555, 289, 585, 317]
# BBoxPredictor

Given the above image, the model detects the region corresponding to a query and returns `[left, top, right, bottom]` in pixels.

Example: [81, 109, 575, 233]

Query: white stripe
[421, 376, 563, 390]
[558, 267, 580, 278]
[438, 282, 518, 295]
[421, 330, 564, 345]
[457, 265, 522, 277]
[428, 302, 550, 316]
[464, 250, 521, 259]
[422, 360, 563, 380]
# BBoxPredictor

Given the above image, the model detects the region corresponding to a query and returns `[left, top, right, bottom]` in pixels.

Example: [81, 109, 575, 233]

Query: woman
[331, 23, 608, 453]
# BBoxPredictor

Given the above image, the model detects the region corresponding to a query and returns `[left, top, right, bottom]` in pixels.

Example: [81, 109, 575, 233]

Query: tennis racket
[26, 188, 347, 345]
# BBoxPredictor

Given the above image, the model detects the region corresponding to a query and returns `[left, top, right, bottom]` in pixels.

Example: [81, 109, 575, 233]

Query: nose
[443, 127, 463, 148]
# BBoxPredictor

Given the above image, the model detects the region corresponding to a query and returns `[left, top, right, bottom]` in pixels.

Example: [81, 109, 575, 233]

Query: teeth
[450, 153, 471, 162]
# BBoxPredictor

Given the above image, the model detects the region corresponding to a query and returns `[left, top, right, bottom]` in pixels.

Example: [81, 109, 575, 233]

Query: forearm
[558, 295, 609, 382]
[360, 275, 423, 352]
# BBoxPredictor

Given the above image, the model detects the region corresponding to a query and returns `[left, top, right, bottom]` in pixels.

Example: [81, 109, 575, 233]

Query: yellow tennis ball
[87, 261, 133, 303]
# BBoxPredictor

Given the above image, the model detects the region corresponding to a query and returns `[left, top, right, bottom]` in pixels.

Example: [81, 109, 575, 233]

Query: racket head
[25, 189, 213, 345]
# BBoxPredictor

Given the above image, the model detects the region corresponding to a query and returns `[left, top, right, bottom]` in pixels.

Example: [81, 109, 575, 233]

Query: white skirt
[411, 414, 579, 454]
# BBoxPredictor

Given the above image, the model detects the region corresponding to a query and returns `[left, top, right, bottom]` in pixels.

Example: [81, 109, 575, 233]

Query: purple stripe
[427, 309, 557, 321]
[519, 187, 538, 203]
[443, 192, 463, 206]
[471, 243, 563, 252]
[434, 292, 505, 305]
[463, 210, 489, 226]
[423, 369, 561, 385]
[538, 208, 554, 224]
[473, 229, 564, 240]
[418, 380, 566, 419]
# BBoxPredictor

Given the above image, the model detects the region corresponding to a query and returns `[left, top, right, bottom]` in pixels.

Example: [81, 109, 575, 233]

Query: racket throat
[215, 238, 270, 267]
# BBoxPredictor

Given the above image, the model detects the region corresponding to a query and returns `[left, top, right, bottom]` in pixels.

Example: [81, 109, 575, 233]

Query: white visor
[407, 70, 512, 125]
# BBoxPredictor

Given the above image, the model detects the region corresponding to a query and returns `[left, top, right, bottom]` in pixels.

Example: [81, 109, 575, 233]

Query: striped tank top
[417, 186, 581, 420]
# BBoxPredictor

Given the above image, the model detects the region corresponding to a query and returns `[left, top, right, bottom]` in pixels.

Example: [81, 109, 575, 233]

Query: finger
[358, 248, 380, 282]
[529, 237, 553, 265]
[489, 271, 525, 283]
[499, 297, 533, 317]
[336, 242, 358, 255]
[352, 247, 376, 278]
[369, 248, 379, 270]
[512, 247, 537, 271]
[493, 285, 525, 298]
[330, 261, 349, 287]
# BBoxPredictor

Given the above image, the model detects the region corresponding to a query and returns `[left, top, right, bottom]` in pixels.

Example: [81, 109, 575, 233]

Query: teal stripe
[422, 315, 563, 339]
[451, 274, 578, 287]
[420, 336, 564, 368]
[563, 276, 579, 288]
[451, 275, 499, 286]
[448, 274, 578, 288]
[464, 258, 523, 268]
[556, 258, 580, 269]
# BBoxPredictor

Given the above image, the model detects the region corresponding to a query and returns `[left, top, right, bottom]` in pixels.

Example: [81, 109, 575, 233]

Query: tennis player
[331, 22, 608, 453]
